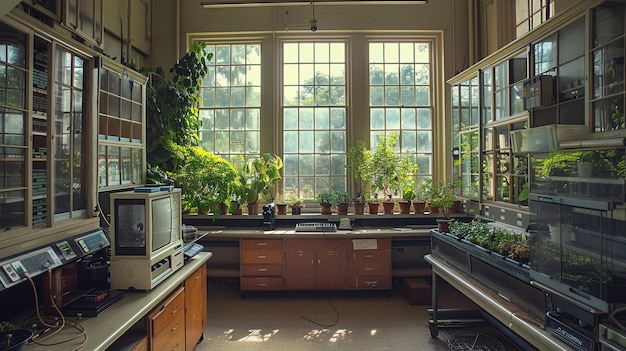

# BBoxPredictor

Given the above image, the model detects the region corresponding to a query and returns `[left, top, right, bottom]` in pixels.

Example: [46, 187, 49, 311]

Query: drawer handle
[258, 268, 268, 272]
[364, 267, 374, 271]
[171, 322, 179, 331]
[257, 242, 268, 246]
[257, 283, 267, 287]
[364, 254, 374, 258]
[172, 342, 179, 351]
[171, 306, 179, 315]
[257, 255, 267, 259]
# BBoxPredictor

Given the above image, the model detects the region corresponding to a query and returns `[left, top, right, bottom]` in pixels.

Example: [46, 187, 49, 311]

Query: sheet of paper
[352, 239, 378, 250]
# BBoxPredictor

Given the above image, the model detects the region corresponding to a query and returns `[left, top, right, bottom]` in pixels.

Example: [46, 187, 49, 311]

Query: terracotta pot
[231, 208, 243, 215]
[337, 203, 349, 215]
[290, 205, 302, 215]
[382, 201, 395, 214]
[427, 202, 439, 214]
[398, 201, 411, 214]
[276, 203, 288, 215]
[353, 201, 365, 215]
[437, 218, 453, 233]
[247, 202, 260, 215]
[320, 203, 333, 215]
[449, 200, 462, 213]
[368, 202, 380, 214]
[412, 201, 426, 214]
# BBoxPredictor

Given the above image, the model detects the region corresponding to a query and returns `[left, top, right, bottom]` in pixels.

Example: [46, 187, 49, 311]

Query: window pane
[369, 41, 433, 198]
[281, 41, 347, 199]
[199, 43, 262, 159]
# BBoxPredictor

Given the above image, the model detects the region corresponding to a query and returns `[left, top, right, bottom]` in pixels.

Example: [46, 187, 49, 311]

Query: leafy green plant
[234, 153, 283, 204]
[143, 42, 212, 172]
[172, 146, 239, 219]
[346, 140, 374, 203]
[429, 180, 456, 219]
[448, 220, 530, 262]
[317, 190, 339, 207]
[371, 132, 401, 200]
[336, 191, 351, 205]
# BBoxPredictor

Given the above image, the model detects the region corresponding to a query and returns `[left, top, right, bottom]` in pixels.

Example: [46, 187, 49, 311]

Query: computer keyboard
[294, 222, 337, 232]
[184, 243, 204, 259]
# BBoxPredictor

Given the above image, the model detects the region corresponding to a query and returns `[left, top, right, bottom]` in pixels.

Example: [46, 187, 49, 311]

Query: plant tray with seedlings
[431, 229, 531, 283]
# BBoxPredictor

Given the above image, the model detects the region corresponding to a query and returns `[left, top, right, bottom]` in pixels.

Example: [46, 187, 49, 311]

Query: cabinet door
[316, 249, 346, 290]
[284, 250, 316, 289]
[185, 264, 207, 351]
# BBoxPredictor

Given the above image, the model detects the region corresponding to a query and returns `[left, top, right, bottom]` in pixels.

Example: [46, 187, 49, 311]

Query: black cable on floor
[300, 298, 340, 328]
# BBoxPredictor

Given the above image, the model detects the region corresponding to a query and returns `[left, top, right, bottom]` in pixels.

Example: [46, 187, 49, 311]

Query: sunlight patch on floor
[303, 328, 354, 343]
[223, 328, 279, 342]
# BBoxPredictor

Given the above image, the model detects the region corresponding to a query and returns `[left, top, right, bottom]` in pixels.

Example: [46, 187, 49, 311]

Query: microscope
[262, 202, 276, 230]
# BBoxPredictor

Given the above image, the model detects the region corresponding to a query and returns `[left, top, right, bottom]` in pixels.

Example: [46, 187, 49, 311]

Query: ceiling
[200, 0, 428, 8]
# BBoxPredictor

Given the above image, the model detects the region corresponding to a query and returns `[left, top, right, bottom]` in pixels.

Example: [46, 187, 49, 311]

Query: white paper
[352, 239, 378, 250]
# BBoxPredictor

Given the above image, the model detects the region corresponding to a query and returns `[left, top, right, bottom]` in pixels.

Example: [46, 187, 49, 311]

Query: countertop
[26, 252, 212, 351]
[195, 226, 434, 239]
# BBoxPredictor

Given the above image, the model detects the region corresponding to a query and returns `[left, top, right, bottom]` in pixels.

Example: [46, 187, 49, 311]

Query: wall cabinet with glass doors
[590, 1, 625, 133]
[0, 23, 93, 232]
[97, 59, 146, 189]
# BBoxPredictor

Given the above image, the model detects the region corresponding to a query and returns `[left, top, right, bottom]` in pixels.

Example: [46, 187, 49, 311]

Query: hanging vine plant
[143, 41, 212, 172]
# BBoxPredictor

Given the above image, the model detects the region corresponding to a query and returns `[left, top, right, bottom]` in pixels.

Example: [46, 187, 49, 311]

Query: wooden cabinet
[240, 239, 284, 290]
[185, 264, 207, 351]
[147, 286, 185, 351]
[347, 238, 391, 289]
[284, 239, 346, 290]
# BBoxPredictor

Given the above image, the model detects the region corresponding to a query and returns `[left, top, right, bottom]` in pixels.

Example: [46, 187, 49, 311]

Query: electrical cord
[24, 268, 88, 350]
[300, 298, 340, 329]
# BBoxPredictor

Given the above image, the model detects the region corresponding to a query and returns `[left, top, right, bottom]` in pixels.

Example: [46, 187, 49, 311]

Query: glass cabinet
[591, 1, 625, 132]
[529, 194, 626, 312]
[529, 148, 626, 312]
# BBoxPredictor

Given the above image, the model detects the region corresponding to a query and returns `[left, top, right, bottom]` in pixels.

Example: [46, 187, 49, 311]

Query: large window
[282, 41, 347, 200]
[195, 36, 438, 202]
[198, 43, 262, 161]
[369, 41, 433, 194]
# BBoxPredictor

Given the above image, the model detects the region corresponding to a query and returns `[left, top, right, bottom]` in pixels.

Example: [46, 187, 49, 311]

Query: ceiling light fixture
[283, 1, 318, 32]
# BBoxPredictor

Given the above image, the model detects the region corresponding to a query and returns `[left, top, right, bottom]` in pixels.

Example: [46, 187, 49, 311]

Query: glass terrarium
[529, 194, 626, 312]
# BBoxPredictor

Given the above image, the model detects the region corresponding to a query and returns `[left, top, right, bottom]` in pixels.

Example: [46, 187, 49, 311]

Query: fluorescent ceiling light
[201, 1, 427, 8]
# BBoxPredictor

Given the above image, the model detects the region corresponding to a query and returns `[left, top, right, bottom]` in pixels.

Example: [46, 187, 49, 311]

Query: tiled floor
[193, 278, 522, 351]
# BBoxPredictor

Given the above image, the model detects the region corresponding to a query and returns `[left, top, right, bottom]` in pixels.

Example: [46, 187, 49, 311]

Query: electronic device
[262, 203, 276, 230]
[109, 188, 184, 290]
[0, 228, 109, 290]
[184, 243, 204, 260]
[294, 222, 337, 232]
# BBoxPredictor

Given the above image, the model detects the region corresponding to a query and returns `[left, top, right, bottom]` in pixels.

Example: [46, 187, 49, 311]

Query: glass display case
[529, 148, 626, 312]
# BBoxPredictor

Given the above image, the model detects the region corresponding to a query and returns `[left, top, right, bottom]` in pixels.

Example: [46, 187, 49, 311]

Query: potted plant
[399, 186, 415, 214]
[429, 180, 457, 232]
[336, 191, 351, 215]
[371, 133, 401, 214]
[317, 190, 338, 215]
[172, 146, 240, 219]
[413, 179, 430, 214]
[346, 140, 373, 215]
[288, 194, 305, 215]
[236, 153, 283, 215]
[367, 191, 380, 214]
[274, 193, 288, 215]
[397, 156, 418, 214]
